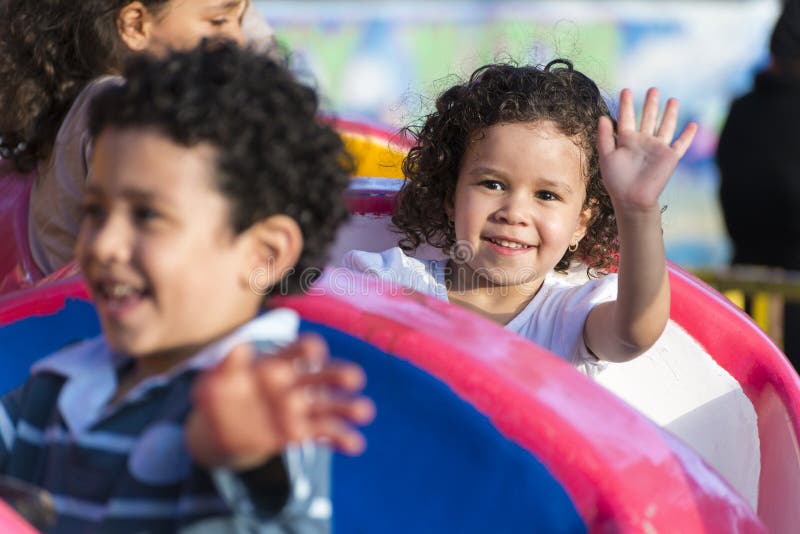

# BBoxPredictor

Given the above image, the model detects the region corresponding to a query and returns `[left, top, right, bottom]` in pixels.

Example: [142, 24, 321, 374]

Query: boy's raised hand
[597, 87, 697, 212]
[185, 335, 375, 471]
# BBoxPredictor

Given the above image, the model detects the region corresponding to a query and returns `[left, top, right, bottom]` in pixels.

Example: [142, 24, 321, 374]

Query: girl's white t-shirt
[341, 247, 618, 375]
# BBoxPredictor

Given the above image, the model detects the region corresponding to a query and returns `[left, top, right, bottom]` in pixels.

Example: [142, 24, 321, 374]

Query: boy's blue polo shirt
[0, 309, 330, 533]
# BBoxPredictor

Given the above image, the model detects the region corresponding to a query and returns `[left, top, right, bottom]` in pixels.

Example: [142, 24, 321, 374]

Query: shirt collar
[31, 308, 300, 434]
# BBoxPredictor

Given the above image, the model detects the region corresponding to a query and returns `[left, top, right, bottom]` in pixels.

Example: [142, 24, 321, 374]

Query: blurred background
[254, 0, 781, 270]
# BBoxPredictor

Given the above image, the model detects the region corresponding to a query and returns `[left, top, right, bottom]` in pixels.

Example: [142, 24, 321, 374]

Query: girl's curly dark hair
[88, 41, 352, 294]
[0, 0, 168, 173]
[394, 60, 619, 275]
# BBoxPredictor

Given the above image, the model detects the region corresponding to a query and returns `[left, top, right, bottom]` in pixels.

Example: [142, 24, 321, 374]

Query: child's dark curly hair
[394, 60, 619, 275]
[88, 41, 352, 294]
[0, 0, 168, 172]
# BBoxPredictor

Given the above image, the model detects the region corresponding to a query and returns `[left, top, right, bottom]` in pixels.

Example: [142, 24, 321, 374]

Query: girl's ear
[571, 205, 593, 246]
[239, 215, 303, 292]
[117, 2, 154, 52]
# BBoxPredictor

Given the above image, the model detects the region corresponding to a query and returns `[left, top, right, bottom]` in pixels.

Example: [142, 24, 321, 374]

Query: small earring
[568, 242, 578, 252]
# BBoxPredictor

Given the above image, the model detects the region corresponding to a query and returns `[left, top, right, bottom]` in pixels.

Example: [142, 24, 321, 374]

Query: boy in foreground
[0, 42, 373, 532]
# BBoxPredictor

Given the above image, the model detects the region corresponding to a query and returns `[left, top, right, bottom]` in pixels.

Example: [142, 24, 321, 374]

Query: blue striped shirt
[0, 309, 330, 533]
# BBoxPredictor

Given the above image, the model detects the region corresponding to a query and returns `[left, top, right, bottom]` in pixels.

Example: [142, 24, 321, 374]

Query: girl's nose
[493, 195, 531, 225]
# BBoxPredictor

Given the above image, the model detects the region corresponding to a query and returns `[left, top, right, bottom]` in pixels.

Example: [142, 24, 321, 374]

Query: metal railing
[690, 265, 800, 349]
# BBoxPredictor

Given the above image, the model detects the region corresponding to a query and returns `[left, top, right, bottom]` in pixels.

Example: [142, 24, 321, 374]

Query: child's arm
[185, 335, 374, 526]
[585, 88, 697, 362]
[185, 335, 374, 470]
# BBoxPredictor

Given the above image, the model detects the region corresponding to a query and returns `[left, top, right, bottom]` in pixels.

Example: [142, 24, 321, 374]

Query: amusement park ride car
[0, 122, 798, 533]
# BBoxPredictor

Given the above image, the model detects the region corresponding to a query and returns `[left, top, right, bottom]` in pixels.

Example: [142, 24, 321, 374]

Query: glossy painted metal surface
[669, 265, 800, 534]
[332, 200, 765, 508]
[0, 272, 766, 532]
[327, 116, 411, 179]
[0, 277, 589, 533]
[0, 161, 42, 294]
[306, 320, 587, 533]
[0, 276, 89, 325]
[276, 274, 765, 533]
[332, 177, 800, 531]
[328, 116, 413, 149]
[0, 501, 38, 534]
[341, 177, 402, 215]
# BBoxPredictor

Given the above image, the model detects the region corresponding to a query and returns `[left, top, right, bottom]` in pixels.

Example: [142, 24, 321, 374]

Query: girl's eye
[210, 18, 229, 27]
[479, 180, 504, 191]
[536, 190, 561, 201]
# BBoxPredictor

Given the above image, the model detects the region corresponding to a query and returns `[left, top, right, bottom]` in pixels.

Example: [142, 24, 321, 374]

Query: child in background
[343, 60, 696, 373]
[0, 42, 374, 532]
[0, 0, 274, 275]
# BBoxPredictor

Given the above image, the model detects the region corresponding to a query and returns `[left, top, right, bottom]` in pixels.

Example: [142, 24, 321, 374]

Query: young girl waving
[343, 60, 697, 373]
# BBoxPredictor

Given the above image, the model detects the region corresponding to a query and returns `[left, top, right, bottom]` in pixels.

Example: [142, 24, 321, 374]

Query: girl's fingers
[616, 88, 636, 133]
[596, 116, 616, 158]
[639, 87, 660, 134]
[656, 98, 679, 142]
[671, 122, 699, 158]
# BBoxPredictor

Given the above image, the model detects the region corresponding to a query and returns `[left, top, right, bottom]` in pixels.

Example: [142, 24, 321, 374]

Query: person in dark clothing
[717, 0, 800, 368]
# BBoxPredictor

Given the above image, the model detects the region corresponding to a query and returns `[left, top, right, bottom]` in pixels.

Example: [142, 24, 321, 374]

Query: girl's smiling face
[449, 120, 592, 292]
[77, 127, 261, 367]
[119, 0, 248, 56]
[148, 0, 247, 52]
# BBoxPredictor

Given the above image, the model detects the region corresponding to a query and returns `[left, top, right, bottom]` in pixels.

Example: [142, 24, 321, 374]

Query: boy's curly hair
[88, 41, 352, 294]
[394, 60, 619, 275]
[0, 0, 168, 172]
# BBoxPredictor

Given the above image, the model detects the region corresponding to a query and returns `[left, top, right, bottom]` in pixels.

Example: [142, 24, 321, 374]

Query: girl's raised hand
[185, 335, 376, 471]
[597, 88, 697, 212]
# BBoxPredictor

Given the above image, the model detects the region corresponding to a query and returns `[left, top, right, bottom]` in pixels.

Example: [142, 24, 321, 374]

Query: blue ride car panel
[0, 298, 100, 394]
[301, 321, 585, 534]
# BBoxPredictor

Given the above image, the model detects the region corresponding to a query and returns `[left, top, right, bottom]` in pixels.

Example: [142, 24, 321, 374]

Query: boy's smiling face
[450, 120, 592, 292]
[77, 127, 262, 367]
